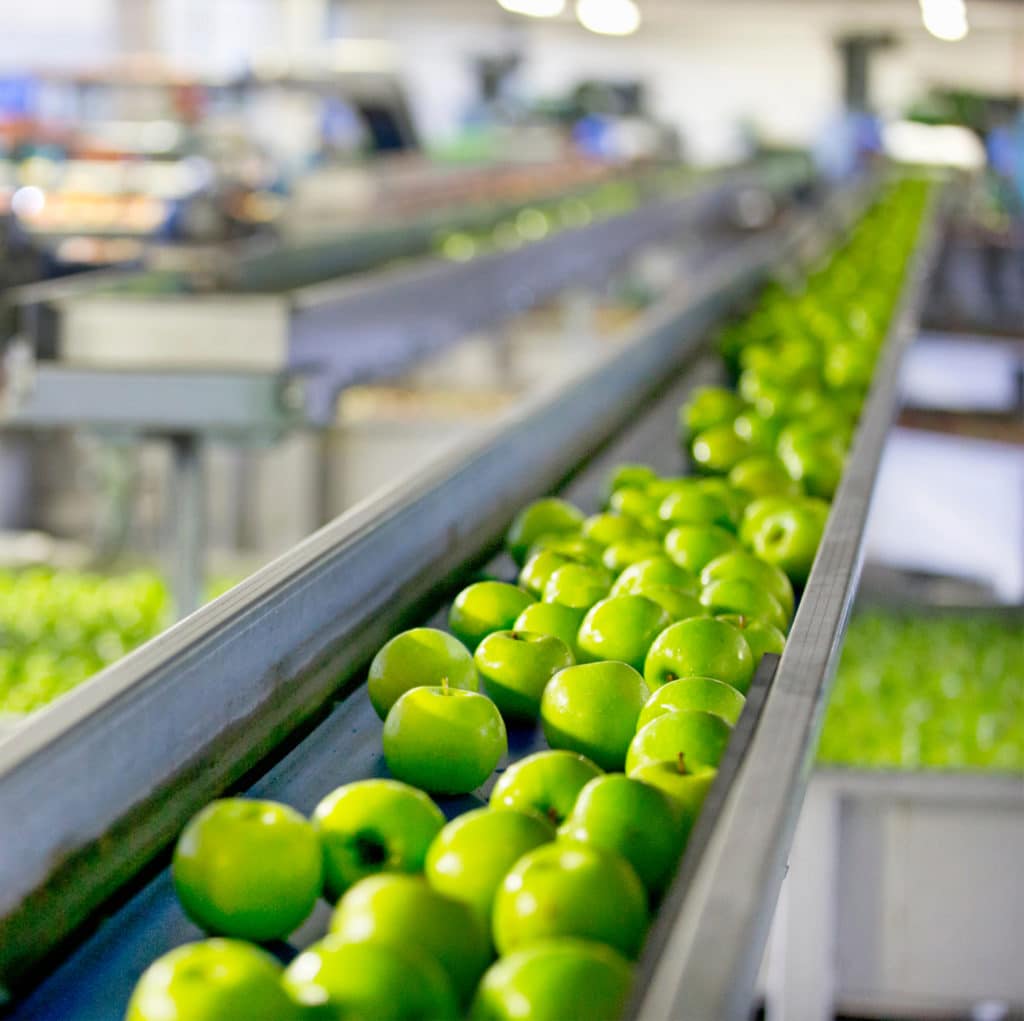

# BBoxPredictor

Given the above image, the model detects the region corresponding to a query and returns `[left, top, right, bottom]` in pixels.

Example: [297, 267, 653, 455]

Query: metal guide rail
[0, 181, 872, 1014]
[631, 186, 946, 1021]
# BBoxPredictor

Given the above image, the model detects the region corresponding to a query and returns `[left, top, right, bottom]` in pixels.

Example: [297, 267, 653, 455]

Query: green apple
[474, 630, 574, 720]
[778, 431, 845, 500]
[283, 935, 458, 1021]
[630, 763, 716, 844]
[608, 486, 660, 525]
[693, 478, 749, 522]
[716, 614, 785, 667]
[604, 464, 658, 504]
[541, 662, 650, 771]
[679, 386, 746, 438]
[690, 423, 753, 475]
[492, 843, 648, 958]
[514, 602, 586, 660]
[507, 499, 584, 565]
[629, 583, 705, 622]
[699, 578, 788, 633]
[610, 557, 697, 596]
[527, 533, 605, 565]
[449, 582, 535, 650]
[470, 939, 633, 1021]
[732, 409, 782, 454]
[425, 807, 555, 923]
[601, 538, 665, 573]
[367, 628, 478, 720]
[664, 524, 739, 574]
[330, 874, 491, 1005]
[312, 779, 445, 901]
[490, 749, 603, 826]
[559, 774, 683, 897]
[382, 685, 507, 794]
[728, 455, 803, 499]
[700, 550, 795, 617]
[657, 488, 734, 530]
[173, 799, 323, 942]
[739, 496, 794, 547]
[644, 617, 754, 692]
[581, 512, 648, 548]
[576, 595, 672, 672]
[626, 709, 733, 774]
[126, 940, 303, 1021]
[543, 563, 612, 611]
[519, 550, 578, 597]
[744, 501, 826, 585]
[824, 340, 875, 389]
[637, 675, 746, 728]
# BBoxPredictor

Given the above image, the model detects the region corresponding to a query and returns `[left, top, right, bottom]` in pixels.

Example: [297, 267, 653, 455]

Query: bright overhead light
[919, 0, 969, 41]
[576, 0, 641, 36]
[497, 0, 566, 17]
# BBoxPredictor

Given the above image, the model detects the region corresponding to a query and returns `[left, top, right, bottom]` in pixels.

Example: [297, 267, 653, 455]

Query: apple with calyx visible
[382, 684, 506, 794]
[602, 538, 665, 573]
[700, 550, 794, 617]
[729, 455, 803, 499]
[506, 499, 584, 565]
[425, 807, 555, 923]
[543, 563, 612, 611]
[474, 629, 574, 720]
[470, 939, 633, 1021]
[644, 617, 754, 692]
[690, 423, 753, 474]
[559, 774, 683, 898]
[367, 627, 478, 720]
[283, 936, 458, 1021]
[519, 550, 579, 596]
[637, 675, 746, 728]
[492, 842, 648, 958]
[576, 595, 671, 673]
[582, 512, 648, 548]
[330, 874, 490, 1005]
[658, 488, 735, 531]
[664, 523, 739, 574]
[626, 709, 733, 774]
[611, 557, 697, 597]
[629, 583, 705, 622]
[449, 582, 535, 650]
[514, 602, 585, 660]
[173, 799, 322, 942]
[630, 759, 716, 843]
[604, 463, 658, 505]
[490, 749, 603, 826]
[716, 613, 785, 667]
[679, 386, 746, 439]
[743, 500, 826, 585]
[126, 940, 303, 1021]
[528, 533, 605, 565]
[312, 779, 445, 900]
[700, 578, 788, 632]
[541, 661, 650, 771]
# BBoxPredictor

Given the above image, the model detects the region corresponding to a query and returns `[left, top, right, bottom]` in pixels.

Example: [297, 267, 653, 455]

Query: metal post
[169, 434, 204, 619]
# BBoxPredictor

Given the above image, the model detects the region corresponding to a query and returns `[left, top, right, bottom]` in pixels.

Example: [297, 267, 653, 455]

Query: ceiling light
[576, 0, 641, 36]
[497, 0, 566, 17]
[920, 0, 969, 41]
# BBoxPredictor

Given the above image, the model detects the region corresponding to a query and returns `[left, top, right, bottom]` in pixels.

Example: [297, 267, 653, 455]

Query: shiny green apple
[506, 499, 585, 565]
[449, 582, 535, 650]
[637, 675, 746, 728]
[626, 709, 733, 774]
[644, 617, 754, 692]
[490, 749, 603, 826]
[576, 595, 671, 673]
[474, 630, 574, 720]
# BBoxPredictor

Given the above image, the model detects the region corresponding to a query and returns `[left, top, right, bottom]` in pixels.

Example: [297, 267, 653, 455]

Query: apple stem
[737, 615, 747, 629]
[442, 676, 450, 696]
[677, 753, 689, 775]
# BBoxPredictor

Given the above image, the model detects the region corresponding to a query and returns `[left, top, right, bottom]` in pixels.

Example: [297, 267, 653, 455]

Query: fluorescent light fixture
[919, 0, 969, 41]
[497, 0, 566, 17]
[576, 0, 641, 36]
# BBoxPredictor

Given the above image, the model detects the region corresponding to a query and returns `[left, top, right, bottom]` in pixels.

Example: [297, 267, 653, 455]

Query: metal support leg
[169, 434, 205, 619]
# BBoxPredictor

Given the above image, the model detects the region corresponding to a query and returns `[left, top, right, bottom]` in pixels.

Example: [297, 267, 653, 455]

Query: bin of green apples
[817, 610, 1024, 772]
[126, 182, 933, 1020]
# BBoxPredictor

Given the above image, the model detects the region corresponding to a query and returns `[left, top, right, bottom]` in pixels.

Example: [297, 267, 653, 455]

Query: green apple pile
[0, 568, 169, 716]
[127, 180, 933, 1020]
[818, 610, 1024, 772]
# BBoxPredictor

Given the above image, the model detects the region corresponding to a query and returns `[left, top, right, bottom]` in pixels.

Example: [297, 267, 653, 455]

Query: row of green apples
[125, 182, 930, 1020]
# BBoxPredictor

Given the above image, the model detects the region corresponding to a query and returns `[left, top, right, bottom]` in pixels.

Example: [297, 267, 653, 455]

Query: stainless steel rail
[631, 186, 945, 1021]
[0, 187, 858, 994]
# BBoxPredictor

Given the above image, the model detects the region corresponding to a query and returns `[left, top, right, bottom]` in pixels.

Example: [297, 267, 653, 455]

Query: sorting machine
[0, 173, 941, 1020]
